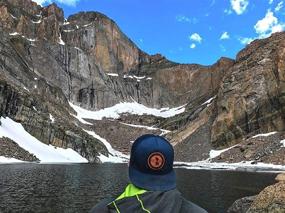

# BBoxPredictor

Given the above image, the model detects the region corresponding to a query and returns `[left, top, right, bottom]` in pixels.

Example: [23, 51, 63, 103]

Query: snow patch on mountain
[202, 96, 216, 107]
[58, 33, 65, 45]
[32, 19, 42, 24]
[69, 102, 186, 122]
[49, 114, 55, 123]
[0, 117, 87, 163]
[0, 156, 23, 164]
[252, 132, 277, 138]
[9, 32, 20, 36]
[209, 144, 238, 159]
[281, 139, 285, 147]
[107, 73, 119, 77]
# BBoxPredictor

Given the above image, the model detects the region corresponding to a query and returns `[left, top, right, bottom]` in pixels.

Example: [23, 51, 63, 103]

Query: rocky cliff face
[0, 0, 285, 163]
[159, 32, 285, 162]
[0, 73, 108, 162]
[212, 33, 285, 148]
[0, 0, 233, 110]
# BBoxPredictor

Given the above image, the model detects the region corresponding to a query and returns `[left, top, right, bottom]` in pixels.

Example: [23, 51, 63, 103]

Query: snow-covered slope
[209, 145, 238, 159]
[0, 117, 87, 163]
[69, 102, 186, 122]
[0, 156, 23, 163]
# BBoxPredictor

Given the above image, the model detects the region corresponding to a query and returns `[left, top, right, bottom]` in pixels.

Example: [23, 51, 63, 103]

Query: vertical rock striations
[0, 0, 285, 162]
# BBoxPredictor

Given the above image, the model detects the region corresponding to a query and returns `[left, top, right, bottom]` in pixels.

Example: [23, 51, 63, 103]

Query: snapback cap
[129, 134, 176, 191]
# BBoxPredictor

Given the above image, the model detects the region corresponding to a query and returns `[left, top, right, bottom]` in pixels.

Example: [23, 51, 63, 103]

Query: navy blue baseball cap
[129, 134, 176, 191]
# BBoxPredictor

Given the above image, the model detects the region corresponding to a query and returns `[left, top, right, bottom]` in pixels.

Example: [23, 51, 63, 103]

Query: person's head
[128, 134, 176, 191]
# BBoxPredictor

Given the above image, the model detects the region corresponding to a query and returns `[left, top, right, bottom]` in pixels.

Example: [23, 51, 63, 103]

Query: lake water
[0, 164, 277, 213]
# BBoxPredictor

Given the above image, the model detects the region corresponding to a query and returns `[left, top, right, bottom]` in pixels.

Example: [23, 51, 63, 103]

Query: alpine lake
[0, 163, 278, 213]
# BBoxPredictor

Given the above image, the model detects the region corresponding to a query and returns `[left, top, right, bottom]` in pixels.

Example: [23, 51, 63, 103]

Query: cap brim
[129, 166, 176, 191]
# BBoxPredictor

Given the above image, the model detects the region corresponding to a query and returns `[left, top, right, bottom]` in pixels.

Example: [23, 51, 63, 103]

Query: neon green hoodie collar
[115, 184, 148, 201]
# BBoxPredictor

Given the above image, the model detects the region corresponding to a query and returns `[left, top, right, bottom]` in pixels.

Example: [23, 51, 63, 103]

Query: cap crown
[130, 134, 174, 175]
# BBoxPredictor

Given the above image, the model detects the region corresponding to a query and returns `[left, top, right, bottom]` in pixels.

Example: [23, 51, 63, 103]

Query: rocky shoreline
[228, 173, 285, 213]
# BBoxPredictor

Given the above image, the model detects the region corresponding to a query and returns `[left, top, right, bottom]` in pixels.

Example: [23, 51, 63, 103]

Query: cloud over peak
[239, 9, 284, 46]
[254, 10, 284, 38]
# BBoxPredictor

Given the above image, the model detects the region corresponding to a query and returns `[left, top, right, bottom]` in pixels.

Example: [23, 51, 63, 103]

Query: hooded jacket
[90, 184, 208, 213]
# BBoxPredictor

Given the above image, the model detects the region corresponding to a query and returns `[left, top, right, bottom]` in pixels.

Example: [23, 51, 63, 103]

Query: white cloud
[220, 32, 230, 40]
[231, 0, 249, 15]
[239, 37, 254, 45]
[176, 15, 198, 24]
[190, 43, 196, 49]
[254, 10, 284, 38]
[224, 9, 233, 15]
[269, 0, 274, 4]
[275, 1, 283, 12]
[176, 15, 191, 23]
[33, 0, 79, 7]
[238, 7, 285, 45]
[189, 33, 202, 43]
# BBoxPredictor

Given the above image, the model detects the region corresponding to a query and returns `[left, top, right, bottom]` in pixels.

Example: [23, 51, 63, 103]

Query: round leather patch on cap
[147, 152, 165, 170]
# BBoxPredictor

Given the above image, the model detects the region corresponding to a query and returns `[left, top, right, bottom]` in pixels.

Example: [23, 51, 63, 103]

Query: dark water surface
[0, 164, 277, 213]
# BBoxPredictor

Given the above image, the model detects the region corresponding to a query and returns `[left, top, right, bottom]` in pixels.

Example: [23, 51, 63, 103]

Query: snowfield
[69, 102, 186, 122]
[0, 117, 88, 163]
[0, 156, 23, 163]
[209, 144, 238, 159]
[84, 129, 129, 163]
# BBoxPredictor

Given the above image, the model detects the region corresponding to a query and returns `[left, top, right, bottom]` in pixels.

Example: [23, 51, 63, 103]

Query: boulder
[227, 196, 256, 213]
[275, 173, 285, 182]
[247, 182, 285, 213]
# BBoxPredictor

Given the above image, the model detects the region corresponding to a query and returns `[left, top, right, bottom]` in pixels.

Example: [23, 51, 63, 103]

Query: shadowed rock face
[0, 74, 108, 162]
[0, 0, 285, 162]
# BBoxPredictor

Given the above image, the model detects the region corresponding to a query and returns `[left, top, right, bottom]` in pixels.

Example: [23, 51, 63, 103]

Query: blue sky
[35, 0, 285, 65]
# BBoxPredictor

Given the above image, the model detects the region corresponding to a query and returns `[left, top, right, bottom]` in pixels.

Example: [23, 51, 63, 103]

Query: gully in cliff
[90, 134, 207, 213]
